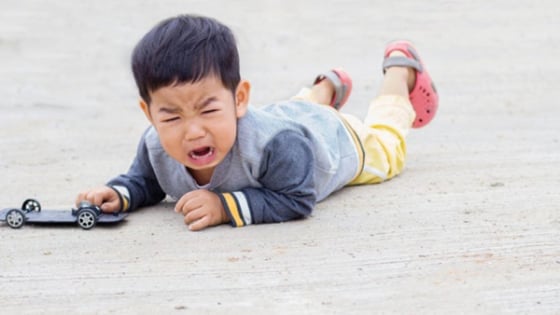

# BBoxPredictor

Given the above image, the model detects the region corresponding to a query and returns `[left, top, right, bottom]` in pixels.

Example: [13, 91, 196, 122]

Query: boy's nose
[184, 121, 205, 141]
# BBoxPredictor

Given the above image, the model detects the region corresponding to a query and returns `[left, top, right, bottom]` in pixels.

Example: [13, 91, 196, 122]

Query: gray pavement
[0, 0, 559, 314]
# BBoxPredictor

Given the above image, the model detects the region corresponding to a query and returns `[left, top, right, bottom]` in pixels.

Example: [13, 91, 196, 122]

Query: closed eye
[162, 117, 179, 123]
[202, 109, 219, 115]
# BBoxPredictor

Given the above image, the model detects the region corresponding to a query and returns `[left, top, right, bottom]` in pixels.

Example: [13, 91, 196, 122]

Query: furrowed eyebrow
[158, 107, 181, 114]
[194, 97, 217, 111]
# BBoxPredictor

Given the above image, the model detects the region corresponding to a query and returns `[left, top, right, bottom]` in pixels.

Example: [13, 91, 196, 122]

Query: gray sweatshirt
[108, 100, 363, 227]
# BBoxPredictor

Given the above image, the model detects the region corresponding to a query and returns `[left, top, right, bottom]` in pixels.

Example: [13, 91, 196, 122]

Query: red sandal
[383, 41, 438, 128]
[313, 68, 353, 110]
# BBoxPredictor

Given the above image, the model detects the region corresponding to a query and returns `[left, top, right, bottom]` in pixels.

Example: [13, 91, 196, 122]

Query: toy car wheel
[22, 199, 41, 212]
[77, 209, 97, 230]
[6, 209, 25, 229]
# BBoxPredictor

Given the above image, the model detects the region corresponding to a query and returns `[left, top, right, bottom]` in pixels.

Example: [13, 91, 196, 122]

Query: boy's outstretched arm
[106, 133, 166, 211]
[218, 130, 318, 228]
[77, 130, 166, 212]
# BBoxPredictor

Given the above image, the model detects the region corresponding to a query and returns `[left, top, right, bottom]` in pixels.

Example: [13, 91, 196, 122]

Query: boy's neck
[188, 167, 214, 185]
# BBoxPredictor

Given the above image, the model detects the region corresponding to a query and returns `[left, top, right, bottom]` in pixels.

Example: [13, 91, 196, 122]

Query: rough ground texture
[0, 1, 559, 314]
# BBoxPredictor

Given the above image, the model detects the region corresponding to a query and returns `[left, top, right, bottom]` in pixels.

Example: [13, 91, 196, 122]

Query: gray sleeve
[107, 130, 166, 211]
[217, 130, 317, 227]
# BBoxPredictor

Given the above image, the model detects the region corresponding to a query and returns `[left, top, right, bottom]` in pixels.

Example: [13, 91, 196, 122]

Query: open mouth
[189, 147, 215, 160]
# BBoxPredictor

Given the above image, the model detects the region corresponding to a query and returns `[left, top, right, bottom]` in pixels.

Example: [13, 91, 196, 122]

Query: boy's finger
[75, 192, 86, 206]
[175, 194, 189, 213]
[188, 216, 209, 231]
[184, 208, 204, 225]
[100, 200, 120, 213]
[177, 193, 202, 215]
[92, 193, 105, 206]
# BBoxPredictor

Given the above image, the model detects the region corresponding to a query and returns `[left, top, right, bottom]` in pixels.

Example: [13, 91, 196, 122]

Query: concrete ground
[1, 0, 559, 314]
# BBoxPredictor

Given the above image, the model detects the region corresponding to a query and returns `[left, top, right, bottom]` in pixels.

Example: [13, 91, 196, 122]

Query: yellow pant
[294, 89, 416, 184]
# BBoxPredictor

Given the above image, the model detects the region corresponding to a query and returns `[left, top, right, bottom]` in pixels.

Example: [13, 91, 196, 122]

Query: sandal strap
[315, 70, 347, 109]
[382, 56, 423, 73]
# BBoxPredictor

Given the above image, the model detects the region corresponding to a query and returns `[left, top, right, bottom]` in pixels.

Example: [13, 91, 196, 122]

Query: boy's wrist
[220, 205, 229, 225]
[108, 185, 131, 212]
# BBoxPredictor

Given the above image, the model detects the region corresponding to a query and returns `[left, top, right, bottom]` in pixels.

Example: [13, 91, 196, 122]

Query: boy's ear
[139, 99, 153, 123]
[235, 80, 251, 118]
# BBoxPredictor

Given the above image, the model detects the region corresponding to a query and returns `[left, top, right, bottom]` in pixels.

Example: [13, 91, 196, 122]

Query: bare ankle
[311, 78, 336, 105]
[388, 51, 416, 91]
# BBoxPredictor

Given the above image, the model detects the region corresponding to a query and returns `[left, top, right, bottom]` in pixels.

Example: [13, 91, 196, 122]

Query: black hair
[131, 14, 240, 104]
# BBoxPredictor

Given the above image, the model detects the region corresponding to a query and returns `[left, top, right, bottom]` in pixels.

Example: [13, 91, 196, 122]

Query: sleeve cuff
[219, 192, 252, 227]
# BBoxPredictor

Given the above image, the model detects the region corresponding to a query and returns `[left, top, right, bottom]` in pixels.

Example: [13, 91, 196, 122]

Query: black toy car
[0, 199, 127, 230]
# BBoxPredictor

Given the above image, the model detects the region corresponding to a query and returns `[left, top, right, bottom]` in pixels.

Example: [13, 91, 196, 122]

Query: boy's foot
[313, 68, 353, 110]
[383, 41, 438, 128]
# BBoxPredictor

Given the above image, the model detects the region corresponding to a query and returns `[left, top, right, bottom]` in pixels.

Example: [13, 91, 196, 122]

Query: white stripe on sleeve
[233, 191, 252, 225]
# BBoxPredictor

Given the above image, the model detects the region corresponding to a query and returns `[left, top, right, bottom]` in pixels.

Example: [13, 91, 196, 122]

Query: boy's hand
[76, 186, 121, 213]
[175, 189, 229, 231]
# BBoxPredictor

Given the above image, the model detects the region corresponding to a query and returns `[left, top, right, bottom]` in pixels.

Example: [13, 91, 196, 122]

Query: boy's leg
[347, 42, 437, 185]
[344, 68, 415, 184]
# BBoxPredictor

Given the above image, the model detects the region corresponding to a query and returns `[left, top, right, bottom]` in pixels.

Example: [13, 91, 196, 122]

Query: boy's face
[140, 76, 250, 184]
